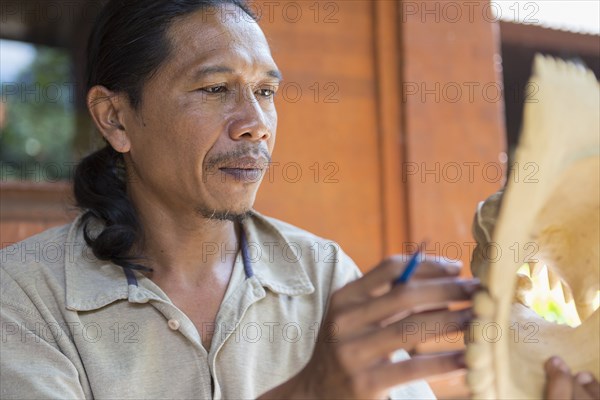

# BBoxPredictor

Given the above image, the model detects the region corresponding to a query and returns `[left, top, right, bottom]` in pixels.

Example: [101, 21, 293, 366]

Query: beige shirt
[1, 211, 435, 399]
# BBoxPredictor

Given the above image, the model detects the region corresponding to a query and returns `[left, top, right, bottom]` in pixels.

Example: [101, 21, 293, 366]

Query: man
[1, 1, 478, 398]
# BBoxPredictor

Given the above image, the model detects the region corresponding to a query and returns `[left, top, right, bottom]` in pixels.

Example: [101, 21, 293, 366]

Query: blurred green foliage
[518, 263, 583, 327]
[1, 43, 76, 182]
[532, 298, 571, 325]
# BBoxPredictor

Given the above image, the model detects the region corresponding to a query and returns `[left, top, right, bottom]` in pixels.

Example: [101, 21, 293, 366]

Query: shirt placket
[126, 276, 214, 398]
[208, 275, 266, 399]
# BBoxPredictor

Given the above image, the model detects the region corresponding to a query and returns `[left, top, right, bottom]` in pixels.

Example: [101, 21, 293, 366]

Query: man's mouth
[218, 157, 268, 183]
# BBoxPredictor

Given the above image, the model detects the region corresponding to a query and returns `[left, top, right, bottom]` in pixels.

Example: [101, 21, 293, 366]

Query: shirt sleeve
[328, 246, 363, 292]
[1, 272, 86, 399]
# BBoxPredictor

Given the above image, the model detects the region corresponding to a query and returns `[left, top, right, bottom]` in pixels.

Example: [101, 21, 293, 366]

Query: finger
[412, 258, 463, 280]
[336, 257, 464, 306]
[394, 308, 472, 352]
[369, 351, 465, 391]
[575, 372, 600, 399]
[336, 278, 479, 336]
[573, 383, 593, 400]
[346, 308, 473, 364]
[333, 256, 406, 307]
[545, 357, 574, 400]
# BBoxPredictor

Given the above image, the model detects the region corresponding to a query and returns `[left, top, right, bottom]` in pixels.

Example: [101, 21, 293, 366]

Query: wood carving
[467, 54, 600, 399]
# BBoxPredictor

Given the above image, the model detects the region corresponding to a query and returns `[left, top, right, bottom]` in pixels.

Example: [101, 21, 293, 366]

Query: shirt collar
[64, 213, 130, 311]
[65, 211, 315, 312]
[241, 210, 315, 297]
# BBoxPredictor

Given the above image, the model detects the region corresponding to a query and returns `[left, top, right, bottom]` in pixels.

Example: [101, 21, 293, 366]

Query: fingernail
[551, 356, 569, 373]
[444, 263, 462, 275]
[576, 372, 594, 385]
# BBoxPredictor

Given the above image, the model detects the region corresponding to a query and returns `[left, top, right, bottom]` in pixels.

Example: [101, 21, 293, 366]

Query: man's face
[120, 6, 280, 220]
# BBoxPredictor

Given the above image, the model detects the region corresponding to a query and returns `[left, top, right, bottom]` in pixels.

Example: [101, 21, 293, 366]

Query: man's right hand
[260, 256, 479, 399]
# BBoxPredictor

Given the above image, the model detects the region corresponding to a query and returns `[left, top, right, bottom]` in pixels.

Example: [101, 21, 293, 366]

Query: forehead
[164, 6, 275, 75]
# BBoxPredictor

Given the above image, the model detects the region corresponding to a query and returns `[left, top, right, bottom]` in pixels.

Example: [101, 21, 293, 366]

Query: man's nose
[228, 89, 272, 142]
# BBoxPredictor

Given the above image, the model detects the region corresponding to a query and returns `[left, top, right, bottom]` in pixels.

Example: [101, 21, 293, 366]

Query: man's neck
[135, 206, 241, 288]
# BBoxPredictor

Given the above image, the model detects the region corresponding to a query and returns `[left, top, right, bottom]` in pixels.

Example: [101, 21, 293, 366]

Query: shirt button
[168, 319, 180, 330]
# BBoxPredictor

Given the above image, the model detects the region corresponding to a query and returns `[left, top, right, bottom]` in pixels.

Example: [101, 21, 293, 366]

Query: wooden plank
[0, 181, 75, 221]
[373, 0, 409, 256]
[0, 182, 74, 245]
[500, 20, 600, 55]
[401, 0, 506, 272]
[254, 0, 384, 269]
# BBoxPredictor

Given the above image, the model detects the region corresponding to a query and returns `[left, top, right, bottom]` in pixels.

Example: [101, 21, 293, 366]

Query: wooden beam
[373, 0, 409, 256]
[400, 0, 506, 271]
[500, 21, 600, 56]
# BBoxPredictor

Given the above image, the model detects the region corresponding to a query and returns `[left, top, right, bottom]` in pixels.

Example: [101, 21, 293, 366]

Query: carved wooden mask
[467, 55, 599, 399]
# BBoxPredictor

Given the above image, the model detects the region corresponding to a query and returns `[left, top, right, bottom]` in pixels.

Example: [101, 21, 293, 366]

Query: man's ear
[87, 86, 131, 153]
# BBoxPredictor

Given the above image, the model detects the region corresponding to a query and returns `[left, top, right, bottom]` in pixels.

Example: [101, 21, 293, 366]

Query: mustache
[204, 145, 272, 169]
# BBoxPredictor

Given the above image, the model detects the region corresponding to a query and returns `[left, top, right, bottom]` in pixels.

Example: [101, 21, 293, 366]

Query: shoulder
[249, 211, 351, 263]
[1, 220, 75, 319]
[1, 221, 73, 278]
[248, 211, 362, 291]
[254, 212, 332, 246]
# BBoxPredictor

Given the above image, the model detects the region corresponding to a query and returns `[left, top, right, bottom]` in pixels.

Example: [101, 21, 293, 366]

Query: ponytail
[73, 146, 150, 271]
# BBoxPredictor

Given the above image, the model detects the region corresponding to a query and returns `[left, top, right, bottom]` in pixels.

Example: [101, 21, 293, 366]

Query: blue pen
[393, 241, 426, 285]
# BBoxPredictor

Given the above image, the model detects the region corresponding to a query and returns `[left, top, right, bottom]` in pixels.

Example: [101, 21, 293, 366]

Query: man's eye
[201, 85, 227, 94]
[257, 88, 276, 98]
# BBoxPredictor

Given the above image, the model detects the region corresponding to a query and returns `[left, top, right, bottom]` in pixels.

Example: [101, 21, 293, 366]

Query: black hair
[74, 0, 256, 271]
